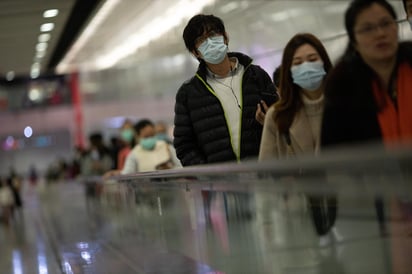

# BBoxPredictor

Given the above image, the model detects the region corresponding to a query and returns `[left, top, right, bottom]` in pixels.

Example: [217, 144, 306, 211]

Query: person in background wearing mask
[403, 0, 412, 28]
[81, 132, 112, 198]
[117, 119, 135, 170]
[272, 65, 281, 96]
[120, 119, 181, 174]
[174, 14, 277, 166]
[0, 177, 14, 226]
[258, 33, 338, 268]
[82, 132, 112, 177]
[155, 121, 172, 144]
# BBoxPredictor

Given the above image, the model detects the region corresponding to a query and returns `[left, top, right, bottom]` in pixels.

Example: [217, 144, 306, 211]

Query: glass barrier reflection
[73, 145, 412, 273]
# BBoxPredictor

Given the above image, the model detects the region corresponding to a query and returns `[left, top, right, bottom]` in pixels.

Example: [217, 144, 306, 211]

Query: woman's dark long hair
[274, 33, 333, 134]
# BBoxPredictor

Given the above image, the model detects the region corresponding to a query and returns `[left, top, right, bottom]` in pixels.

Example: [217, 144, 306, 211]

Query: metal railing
[70, 144, 412, 273]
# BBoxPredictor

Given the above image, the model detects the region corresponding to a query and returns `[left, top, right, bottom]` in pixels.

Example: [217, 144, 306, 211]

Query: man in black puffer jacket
[174, 14, 277, 166]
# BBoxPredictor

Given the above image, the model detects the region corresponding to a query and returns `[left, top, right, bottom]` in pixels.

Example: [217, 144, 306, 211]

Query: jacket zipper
[195, 73, 241, 161]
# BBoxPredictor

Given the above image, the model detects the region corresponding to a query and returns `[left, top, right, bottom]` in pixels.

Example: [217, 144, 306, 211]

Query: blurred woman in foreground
[321, 0, 412, 272]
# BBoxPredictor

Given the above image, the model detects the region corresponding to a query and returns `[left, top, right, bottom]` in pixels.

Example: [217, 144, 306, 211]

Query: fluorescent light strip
[57, 0, 215, 73]
[56, 0, 121, 73]
[40, 23, 54, 32]
[38, 33, 51, 42]
[43, 9, 59, 18]
[96, 0, 215, 69]
[36, 42, 48, 52]
[36, 51, 46, 58]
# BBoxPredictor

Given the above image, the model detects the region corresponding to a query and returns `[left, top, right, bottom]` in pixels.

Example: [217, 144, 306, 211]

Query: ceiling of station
[0, 0, 409, 81]
[0, 0, 101, 81]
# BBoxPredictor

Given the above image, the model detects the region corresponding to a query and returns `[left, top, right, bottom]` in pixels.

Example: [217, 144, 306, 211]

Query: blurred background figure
[109, 136, 121, 170]
[103, 119, 180, 209]
[155, 121, 172, 144]
[7, 166, 23, 212]
[403, 0, 412, 29]
[81, 132, 112, 199]
[68, 147, 83, 180]
[81, 132, 112, 177]
[0, 177, 15, 226]
[7, 174, 23, 220]
[272, 65, 281, 96]
[121, 119, 181, 174]
[116, 118, 136, 170]
[28, 164, 39, 188]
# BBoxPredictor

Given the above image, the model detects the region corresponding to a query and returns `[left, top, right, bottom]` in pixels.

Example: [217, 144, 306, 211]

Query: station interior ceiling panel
[0, 0, 410, 81]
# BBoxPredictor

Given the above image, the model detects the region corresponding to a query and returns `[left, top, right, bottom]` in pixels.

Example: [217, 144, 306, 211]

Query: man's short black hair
[183, 14, 226, 52]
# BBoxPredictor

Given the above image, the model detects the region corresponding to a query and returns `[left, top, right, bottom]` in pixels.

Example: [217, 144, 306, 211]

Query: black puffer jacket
[174, 52, 277, 166]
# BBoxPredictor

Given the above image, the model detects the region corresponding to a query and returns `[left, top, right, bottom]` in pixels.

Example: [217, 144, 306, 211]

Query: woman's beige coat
[256, 104, 324, 269]
[259, 106, 319, 160]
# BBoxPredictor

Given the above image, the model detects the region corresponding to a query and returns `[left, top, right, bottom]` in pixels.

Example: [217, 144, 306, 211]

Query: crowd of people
[171, 0, 411, 269]
[0, 118, 177, 225]
[2, 2, 411, 268]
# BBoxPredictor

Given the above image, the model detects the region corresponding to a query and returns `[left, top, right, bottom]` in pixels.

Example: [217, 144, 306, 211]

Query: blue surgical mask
[197, 35, 228, 64]
[291, 61, 326, 91]
[140, 137, 157, 150]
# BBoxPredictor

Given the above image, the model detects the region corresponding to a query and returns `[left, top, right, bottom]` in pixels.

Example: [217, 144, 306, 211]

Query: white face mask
[291, 61, 326, 91]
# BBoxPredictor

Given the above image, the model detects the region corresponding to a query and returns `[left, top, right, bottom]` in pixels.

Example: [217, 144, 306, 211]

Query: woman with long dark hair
[257, 33, 338, 270]
[259, 33, 333, 159]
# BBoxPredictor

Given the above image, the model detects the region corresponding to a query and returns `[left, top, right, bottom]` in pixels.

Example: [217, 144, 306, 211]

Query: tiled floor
[1, 180, 411, 274]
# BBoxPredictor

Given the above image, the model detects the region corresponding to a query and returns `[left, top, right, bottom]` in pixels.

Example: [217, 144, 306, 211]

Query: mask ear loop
[192, 49, 203, 62]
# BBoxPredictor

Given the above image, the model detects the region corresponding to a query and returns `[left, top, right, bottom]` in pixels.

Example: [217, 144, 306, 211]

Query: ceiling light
[43, 9, 59, 18]
[56, 0, 121, 73]
[57, 0, 216, 73]
[40, 23, 54, 32]
[36, 51, 46, 58]
[28, 88, 41, 100]
[6, 71, 15, 81]
[24, 126, 33, 138]
[32, 63, 41, 71]
[38, 33, 51, 42]
[30, 70, 40, 79]
[36, 42, 48, 52]
[220, 2, 238, 14]
[96, 0, 216, 69]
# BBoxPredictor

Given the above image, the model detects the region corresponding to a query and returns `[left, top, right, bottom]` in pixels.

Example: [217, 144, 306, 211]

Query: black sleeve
[321, 61, 382, 148]
[173, 84, 207, 166]
[256, 66, 278, 106]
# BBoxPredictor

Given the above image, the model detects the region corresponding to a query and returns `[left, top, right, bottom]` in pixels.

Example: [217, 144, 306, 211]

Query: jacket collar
[196, 52, 253, 80]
